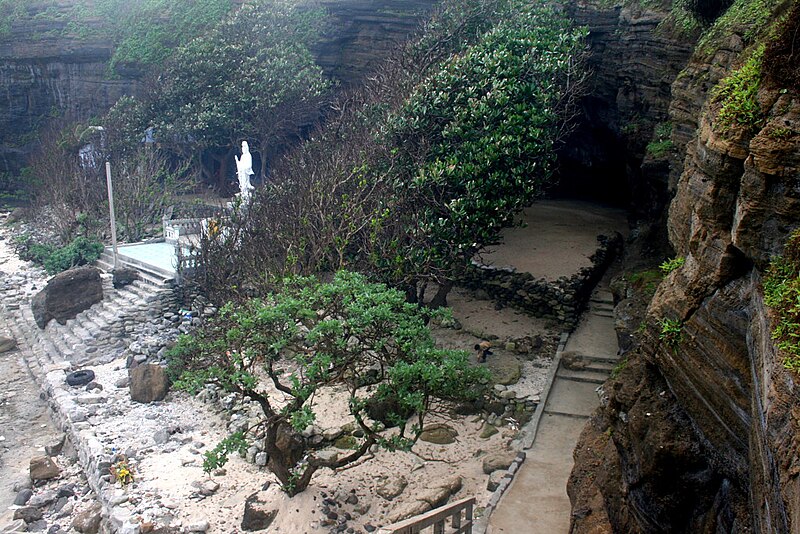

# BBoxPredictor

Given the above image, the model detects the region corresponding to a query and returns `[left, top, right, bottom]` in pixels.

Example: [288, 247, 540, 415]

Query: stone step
[556, 367, 609, 385]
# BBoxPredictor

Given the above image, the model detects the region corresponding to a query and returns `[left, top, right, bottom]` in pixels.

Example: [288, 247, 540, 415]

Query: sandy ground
[480, 200, 628, 280]
[0, 212, 62, 511]
[0, 199, 630, 533]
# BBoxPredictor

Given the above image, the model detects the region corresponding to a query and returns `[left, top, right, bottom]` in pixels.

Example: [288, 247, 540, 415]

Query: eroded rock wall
[569, 1, 800, 532]
[559, 1, 694, 217]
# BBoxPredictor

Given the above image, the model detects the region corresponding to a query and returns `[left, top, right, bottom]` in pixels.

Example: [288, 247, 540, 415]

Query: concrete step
[556, 367, 609, 385]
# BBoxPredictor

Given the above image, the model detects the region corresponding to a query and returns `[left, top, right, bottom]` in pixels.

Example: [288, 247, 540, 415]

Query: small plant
[763, 229, 800, 371]
[610, 356, 628, 379]
[767, 126, 793, 140]
[13, 233, 104, 274]
[712, 45, 765, 135]
[646, 122, 674, 159]
[110, 456, 135, 486]
[627, 268, 664, 296]
[202, 432, 248, 475]
[659, 256, 685, 274]
[658, 318, 684, 351]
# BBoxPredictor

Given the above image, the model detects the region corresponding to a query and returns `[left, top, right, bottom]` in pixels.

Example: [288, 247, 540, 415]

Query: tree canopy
[169, 271, 488, 495]
[105, 0, 331, 190]
[196, 0, 588, 304]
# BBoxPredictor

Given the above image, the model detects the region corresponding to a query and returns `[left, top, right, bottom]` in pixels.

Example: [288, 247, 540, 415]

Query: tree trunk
[428, 278, 453, 308]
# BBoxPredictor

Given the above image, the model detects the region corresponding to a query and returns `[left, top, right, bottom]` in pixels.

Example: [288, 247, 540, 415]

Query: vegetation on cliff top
[764, 229, 800, 371]
[0, 0, 236, 69]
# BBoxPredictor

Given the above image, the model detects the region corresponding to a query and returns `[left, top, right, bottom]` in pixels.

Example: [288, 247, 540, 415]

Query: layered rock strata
[569, 1, 800, 532]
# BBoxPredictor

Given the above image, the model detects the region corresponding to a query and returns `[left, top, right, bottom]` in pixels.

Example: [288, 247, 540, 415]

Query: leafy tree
[193, 0, 588, 306]
[169, 271, 488, 496]
[382, 3, 588, 305]
[144, 0, 331, 190]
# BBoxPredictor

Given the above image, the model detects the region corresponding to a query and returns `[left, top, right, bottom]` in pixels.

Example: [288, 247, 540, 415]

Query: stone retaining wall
[459, 233, 622, 328]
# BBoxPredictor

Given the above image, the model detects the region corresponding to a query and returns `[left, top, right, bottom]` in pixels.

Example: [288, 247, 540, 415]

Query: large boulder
[30, 456, 60, 481]
[129, 364, 170, 403]
[32, 266, 103, 329]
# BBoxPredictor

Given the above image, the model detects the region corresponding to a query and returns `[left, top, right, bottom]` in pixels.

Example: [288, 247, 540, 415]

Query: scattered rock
[112, 267, 138, 289]
[45, 435, 66, 456]
[0, 336, 17, 353]
[14, 488, 33, 506]
[561, 351, 588, 371]
[28, 489, 57, 507]
[186, 520, 209, 533]
[241, 493, 278, 531]
[487, 470, 506, 491]
[153, 429, 170, 445]
[479, 423, 499, 439]
[1, 519, 27, 532]
[419, 423, 458, 445]
[377, 476, 407, 501]
[194, 480, 219, 496]
[315, 450, 338, 463]
[13, 506, 43, 523]
[30, 456, 60, 481]
[72, 502, 102, 534]
[489, 359, 522, 385]
[385, 476, 462, 524]
[129, 364, 169, 403]
[482, 451, 517, 474]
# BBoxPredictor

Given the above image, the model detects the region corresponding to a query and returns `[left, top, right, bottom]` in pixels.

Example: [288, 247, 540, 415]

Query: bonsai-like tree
[169, 270, 488, 496]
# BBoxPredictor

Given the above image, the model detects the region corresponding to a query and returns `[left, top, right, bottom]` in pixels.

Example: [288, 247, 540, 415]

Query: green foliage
[659, 256, 685, 274]
[202, 432, 248, 475]
[170, 271, 489, 494]
[697, 0, 780, 53]
[626, 268, 664, 297]
[658, 317, 684, 351]
[13, 233, 104, 274]
[763, 229, 800, 370]
[387, 3, 587, 279]
[610, 356, 628, 379]
[108, 0, 330, 188]
[712, 45, 765, 135]
[0, 0, 26, 36]
[657, 0, 704, 36]
[42, 237, 104, 275]
[646, 122, 674, 158]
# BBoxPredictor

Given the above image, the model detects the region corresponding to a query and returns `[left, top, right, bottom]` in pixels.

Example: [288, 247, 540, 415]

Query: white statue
[235, 140, 255, 202]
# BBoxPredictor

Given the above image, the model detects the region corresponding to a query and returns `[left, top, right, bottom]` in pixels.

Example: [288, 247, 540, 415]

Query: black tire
[66, 369, 95, 387]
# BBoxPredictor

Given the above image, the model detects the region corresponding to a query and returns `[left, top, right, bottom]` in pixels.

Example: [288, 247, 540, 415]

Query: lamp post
[105, 160, 119, 270]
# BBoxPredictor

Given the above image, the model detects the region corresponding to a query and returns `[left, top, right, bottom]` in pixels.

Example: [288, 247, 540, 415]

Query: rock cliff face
[0, 2, 138, 178]
[568, 1, 800, 532]
[0, 0, 437, 181]
[559, 1, 694, 217]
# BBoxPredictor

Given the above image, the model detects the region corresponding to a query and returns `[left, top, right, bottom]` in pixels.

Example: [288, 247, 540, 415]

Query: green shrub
[660, 256, 685, 274]
[658, 317, 684, 351]
[763, 229, 800, 370]
[14, 234, 104, 275]
[646, 122, 674, 158]
[42, 236, 104, 275]
[712, 45, 765, 135]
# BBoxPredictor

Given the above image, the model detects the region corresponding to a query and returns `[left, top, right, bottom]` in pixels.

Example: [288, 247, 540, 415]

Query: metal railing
[377, 497, 475, 534]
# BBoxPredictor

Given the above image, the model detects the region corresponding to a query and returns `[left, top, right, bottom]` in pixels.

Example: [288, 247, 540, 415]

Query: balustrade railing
[377, 497, 475, 534]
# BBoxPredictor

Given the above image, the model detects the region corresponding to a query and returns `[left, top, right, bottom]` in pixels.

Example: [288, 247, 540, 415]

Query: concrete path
[488, 287, 620, 533]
